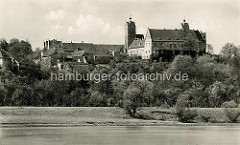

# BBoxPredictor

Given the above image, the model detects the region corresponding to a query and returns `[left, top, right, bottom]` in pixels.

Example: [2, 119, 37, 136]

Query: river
[0, 126, 240, 145]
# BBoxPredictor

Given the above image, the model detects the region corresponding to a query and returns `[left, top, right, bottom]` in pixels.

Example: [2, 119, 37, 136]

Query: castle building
[126, 18, 206, 60]
[41, 39, 124, 69]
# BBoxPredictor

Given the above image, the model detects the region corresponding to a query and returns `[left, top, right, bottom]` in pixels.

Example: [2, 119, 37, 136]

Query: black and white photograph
[0, 0, 240, 144]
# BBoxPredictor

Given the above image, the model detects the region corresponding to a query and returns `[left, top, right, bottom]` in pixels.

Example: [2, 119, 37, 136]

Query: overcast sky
[0, 0, 239, 53]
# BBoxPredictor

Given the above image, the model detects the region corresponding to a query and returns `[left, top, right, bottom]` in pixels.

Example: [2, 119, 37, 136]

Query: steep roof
[62, 43, 96, 53]
[94, 44, 124, 55]
[148, 28, 204, 42]
[194, 30, 205, 42]
[42, 48, 57, 57]
[129, 39, 145, 49]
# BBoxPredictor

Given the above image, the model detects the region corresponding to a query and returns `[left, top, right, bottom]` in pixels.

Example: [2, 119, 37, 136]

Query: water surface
[0, 126, 239, 145]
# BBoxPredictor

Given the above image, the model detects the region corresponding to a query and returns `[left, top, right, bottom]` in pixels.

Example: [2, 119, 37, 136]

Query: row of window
[152, 42, 184, 48]
[145, 42, 185, 48]
[130, 49, 151, 54]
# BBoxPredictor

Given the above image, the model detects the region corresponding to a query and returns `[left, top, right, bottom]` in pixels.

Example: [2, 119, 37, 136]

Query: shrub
[224, 108, 240, 123]
[197, 108, 229, 123]
[123, 87, 142, 117]
[221, 100, 238, 108]
[176, 108, 197, 123]
[221, 100, 240, 123]
[198, 112, 211, 122]
[135, 110, 154, 120]
[160, 102, 170, 109]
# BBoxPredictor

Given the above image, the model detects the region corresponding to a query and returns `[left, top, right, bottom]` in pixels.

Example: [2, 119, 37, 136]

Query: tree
[168, 55, 193, 75]
[135, 80, 154, 106]
[89, 90, 105, 107]
[65, 88, 88, 107]
[0, 38, 8, 51]
[207, 81, 227, 108]
[206, 44, 214, 55]
[11, 85, 34, 106]
[0, 87, 7, 106]
[123, 87, 142, 117]
[184, 33, 199, 51]
[8, 39, 33, 61]
[194, 54, 231, 86]
[112, 80, 128, 107]
[221, 43, 239, 60]
[31, 47, 42, 60]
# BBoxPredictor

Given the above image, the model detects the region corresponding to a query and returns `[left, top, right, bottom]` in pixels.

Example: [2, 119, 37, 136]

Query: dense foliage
[0, 39, 240, 112]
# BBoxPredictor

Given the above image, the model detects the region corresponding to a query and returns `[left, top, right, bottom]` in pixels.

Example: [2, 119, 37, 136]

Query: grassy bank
[0, 107, 239, 127]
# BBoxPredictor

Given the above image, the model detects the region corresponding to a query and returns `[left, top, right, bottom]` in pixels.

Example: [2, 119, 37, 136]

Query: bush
[135, 108, 177, 121]
[221, 100, 240, 123]
[197, 108, 229, 123]
[221, 100, 238, 108]
[224, 108, 240, 123]
[135, 110, 154, 120]
[123, 87, 142, 117]
[176, 108, 197, 123]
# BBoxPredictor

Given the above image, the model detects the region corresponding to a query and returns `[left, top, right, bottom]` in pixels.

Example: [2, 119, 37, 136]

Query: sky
[0, 0, 239, 53]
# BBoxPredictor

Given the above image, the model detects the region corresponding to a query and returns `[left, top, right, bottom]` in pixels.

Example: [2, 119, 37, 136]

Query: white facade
[0, 58, 3, 67]
[127, 29, 153, 59]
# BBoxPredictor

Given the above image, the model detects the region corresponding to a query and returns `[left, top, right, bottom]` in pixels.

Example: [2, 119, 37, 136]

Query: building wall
[0, 58, 3, 67]
[44, 39, 62, 49]
[125, 20, 136, 51]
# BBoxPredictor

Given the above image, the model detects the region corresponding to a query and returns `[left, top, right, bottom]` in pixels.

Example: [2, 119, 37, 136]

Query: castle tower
[125, 17, 136, 52]
[181, 19, 189, 32]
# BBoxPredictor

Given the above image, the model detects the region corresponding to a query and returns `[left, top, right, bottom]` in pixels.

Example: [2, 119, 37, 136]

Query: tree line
[0, 38, 240, 114]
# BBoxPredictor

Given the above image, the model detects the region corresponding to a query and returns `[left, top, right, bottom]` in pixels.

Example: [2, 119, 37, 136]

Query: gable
[145, 29, 152, 40]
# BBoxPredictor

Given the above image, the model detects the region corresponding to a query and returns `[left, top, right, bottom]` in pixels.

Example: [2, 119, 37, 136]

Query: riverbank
[0, 107, 239, 127]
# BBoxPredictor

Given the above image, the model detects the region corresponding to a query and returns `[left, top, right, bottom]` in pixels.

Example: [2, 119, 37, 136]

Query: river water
[0, 126, 239, 145]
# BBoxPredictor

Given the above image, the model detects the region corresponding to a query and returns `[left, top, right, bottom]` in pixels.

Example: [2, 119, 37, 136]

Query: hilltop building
[41, 40, 124, 70]
[41, 17, 207, 70]
[125, 17, 206, 60]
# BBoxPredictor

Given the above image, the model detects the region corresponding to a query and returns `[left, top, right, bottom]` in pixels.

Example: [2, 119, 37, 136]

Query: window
[149, 50, 150, 53]
[170, 44, 172, 48]
[160, 43, 163, 47]
[174, 44, 177, 48]
[146, 51, 147, 54]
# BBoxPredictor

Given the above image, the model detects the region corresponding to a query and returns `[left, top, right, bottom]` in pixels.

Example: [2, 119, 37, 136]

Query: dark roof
[43, 41, 124, 57]
[129, 39, 145, 49]
[72, 50, 85, 57]
[62, 43, 96, 53]
[94, 44, 124, 55]
[148, 28, 204, 42]
[42, 48, 57, 57]
[194, 30, 204, 42]
[136, 34, 144, 40]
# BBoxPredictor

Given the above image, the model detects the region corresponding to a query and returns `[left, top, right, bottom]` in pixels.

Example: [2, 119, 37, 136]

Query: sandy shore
[1, 122, 240, 128]
[0, 107, 239, 128]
